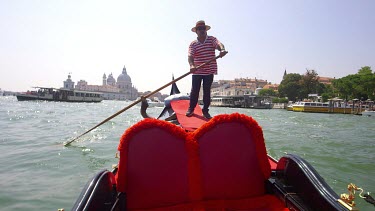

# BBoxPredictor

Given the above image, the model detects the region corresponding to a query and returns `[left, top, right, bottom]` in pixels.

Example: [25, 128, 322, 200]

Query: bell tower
[103, 73, 107, 85]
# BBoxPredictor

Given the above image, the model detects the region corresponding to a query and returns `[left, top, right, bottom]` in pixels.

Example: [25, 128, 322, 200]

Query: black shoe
[203, 111, 212, 119]
[186, 108, 194, 117]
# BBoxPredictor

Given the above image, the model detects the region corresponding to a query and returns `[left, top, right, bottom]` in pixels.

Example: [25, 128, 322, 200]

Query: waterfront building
[262, 83, 279, 92]
[75, 66, 139, 100]
[211, 77, 269, 97]
[208, 77, 275, 108]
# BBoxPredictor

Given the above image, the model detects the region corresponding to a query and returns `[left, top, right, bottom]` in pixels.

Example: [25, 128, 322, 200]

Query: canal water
[0, 96, 374, 210]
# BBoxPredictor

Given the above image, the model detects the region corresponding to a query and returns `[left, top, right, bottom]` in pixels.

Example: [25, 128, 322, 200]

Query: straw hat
[191, 20, 211, 32]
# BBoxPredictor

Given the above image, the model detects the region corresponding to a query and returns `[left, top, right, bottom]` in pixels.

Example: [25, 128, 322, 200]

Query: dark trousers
[189, 74, 214, 112]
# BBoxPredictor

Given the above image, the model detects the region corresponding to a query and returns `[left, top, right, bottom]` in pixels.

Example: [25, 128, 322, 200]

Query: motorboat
[361, 110, 375, 117]
[292, 101, 367, 114]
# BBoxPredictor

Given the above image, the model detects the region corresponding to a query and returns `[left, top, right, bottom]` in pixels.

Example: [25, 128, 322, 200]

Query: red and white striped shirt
[188, 36, 221, 75]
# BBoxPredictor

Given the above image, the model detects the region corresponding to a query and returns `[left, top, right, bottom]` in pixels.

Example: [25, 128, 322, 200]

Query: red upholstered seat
[116, 119, 192, 209]
[194, 113, 271, 199]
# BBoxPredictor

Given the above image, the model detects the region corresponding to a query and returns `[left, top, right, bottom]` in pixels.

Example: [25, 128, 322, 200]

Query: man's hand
[190, 65, 197, 73]
[140, 96, 147, 103]
[219, 50, 228, 58]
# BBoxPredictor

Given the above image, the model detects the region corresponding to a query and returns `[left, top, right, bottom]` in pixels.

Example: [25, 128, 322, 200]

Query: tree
[278, 73, 302, 101]
[358, 66, 372, 75]
[272, 97, 288, 103]
[258, 88, 277, 97]
[332, 66, 375, 100]
[300, 69, 320, 98]
[320, 84, 335, 101]
[357, 66, 375, 100]
[321, 93, 330, 102]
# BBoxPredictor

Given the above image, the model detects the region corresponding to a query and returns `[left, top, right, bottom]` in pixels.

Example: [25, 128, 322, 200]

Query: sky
[1, 0, 374, 94]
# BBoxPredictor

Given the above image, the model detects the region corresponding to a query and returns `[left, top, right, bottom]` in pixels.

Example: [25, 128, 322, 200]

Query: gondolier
[186, 20, 228, 119]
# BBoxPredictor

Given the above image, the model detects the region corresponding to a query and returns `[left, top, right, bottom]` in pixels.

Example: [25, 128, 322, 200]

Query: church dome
[117, 66, 131, 83]
[66, 73, 73, 82]
[107, 73, 116, 86]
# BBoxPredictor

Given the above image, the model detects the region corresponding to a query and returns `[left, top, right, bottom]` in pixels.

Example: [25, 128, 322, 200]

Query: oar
[64, 55, 223, 146]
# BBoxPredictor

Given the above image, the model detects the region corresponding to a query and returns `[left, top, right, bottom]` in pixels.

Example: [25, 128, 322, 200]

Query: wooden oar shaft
[64, 100, 140, 146]
[64, 55, 222, 146]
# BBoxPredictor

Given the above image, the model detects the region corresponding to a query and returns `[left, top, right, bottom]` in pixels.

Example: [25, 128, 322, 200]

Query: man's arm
[217, 43, 228, 58]
[188, 55, 196, 73]
[217, 43, 225, 52]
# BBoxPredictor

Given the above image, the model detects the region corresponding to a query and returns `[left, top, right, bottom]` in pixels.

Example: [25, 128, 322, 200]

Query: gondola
[70, 82, 359, 211]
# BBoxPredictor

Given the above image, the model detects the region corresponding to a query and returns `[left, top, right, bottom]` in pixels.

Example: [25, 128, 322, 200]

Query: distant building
[74, 66, 139, 100]
[63, 73, 75, 89]
[318, 76, 334, 85]
[262, 83, 279, 92]
[210, 77, 269, 97]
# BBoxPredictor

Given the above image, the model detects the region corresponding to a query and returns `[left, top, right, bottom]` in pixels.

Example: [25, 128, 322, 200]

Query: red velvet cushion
[116, 119, 191, 209]
[194, 113, 271, 199]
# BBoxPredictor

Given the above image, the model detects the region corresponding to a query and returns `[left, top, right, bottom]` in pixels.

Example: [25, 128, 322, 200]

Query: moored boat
[16, 87, 103, 103]
[286, 103, 294, 111]
[292, 101, 330, 113]
[211, 95, 273, 109]
[292, 100, 367, 114]
[361, 110, 375, 117]
[360, 100, 375, 117]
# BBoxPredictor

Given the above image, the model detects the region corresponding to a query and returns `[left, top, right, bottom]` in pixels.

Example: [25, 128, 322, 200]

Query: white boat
[16, 87, 103, 103]
[292, 101, 367, 114]
[361, 110, 375, 117]
[211, 96, 235, 107]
